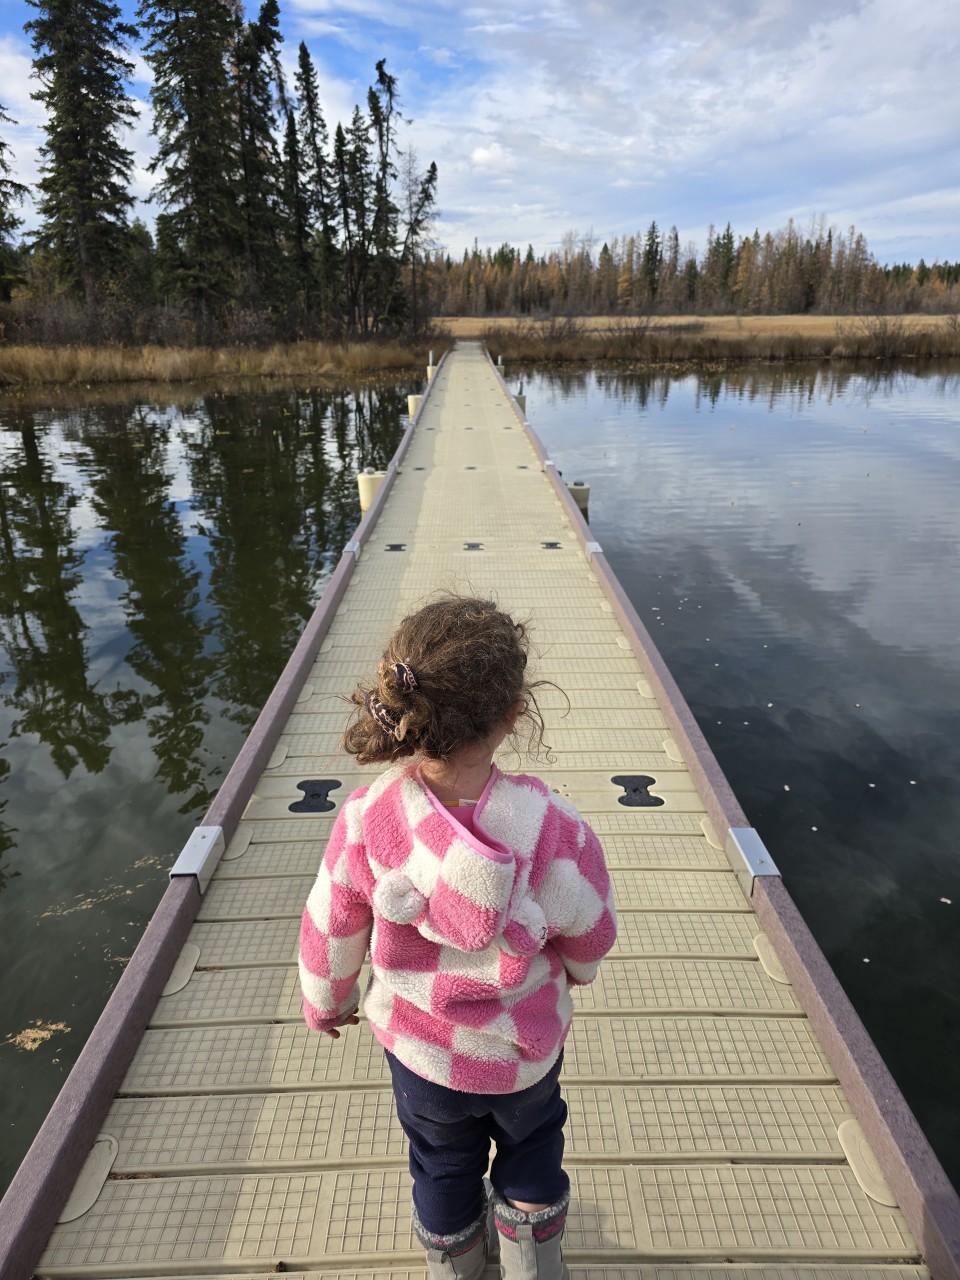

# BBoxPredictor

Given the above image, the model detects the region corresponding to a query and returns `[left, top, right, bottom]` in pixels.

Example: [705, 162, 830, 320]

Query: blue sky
[2, 0, 959, 266]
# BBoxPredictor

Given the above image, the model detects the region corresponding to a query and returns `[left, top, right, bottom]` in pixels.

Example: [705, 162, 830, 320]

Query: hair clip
[394, 661, 419, 691]
[365, 691, 399, 733]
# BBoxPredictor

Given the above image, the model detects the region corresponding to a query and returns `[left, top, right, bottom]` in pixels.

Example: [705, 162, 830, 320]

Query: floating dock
[2, 341, 958, 1280]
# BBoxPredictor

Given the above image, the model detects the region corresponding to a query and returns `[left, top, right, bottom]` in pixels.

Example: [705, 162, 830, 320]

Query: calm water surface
[1, 364, 958, 1198]
[526, 363, 960, 1192]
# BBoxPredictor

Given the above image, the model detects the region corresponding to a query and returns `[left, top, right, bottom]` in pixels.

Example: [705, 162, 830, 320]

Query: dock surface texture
[35, 345, 937, 1279]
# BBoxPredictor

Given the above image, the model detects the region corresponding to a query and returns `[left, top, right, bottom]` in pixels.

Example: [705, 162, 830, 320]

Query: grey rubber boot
[489, 1187, 570, 1280]
[413, 1201, 488, 1280]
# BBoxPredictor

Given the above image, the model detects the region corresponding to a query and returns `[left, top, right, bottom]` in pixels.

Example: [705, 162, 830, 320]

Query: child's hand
[322, 1014, 360, 1039]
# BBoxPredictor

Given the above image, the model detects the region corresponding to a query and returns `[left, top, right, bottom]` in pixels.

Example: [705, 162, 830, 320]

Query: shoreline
[473, 312, 960, 364]
[0, 315, 959, 391]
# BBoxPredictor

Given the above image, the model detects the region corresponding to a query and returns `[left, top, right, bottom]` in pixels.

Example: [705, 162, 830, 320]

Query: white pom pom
[373, 871, 426, 924]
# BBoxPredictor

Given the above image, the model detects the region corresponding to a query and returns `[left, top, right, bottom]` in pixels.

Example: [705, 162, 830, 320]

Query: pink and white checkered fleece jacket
[299, 761, 617, 1093]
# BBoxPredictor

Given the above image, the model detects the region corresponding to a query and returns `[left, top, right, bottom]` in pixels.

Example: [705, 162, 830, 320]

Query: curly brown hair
[342, 594, 555, 765]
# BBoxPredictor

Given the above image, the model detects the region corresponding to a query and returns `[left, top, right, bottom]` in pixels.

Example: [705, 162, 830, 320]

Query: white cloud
[0, 35, 40, 122]
[1, 35, 45, 217]
[469, 141, 515, 172]
[419, 45, 457, 66]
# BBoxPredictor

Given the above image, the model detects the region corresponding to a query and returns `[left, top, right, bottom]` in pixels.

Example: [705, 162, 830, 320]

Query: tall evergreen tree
[399, 147, 438, 336]
[232, 0, 286, 313]
[25, 0, 139, 307]
[366, 58, 402, 328]
[641, 220, 661, 306]
[0, 104, 28, 303]
[281, 107, 312, 331]
[294, 41, 338, 326]
[334, 110, 373, 333]
[139, 0, 241, 340]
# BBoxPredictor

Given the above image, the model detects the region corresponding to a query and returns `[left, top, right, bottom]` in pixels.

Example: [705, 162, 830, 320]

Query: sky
[1, 0, 959, 266]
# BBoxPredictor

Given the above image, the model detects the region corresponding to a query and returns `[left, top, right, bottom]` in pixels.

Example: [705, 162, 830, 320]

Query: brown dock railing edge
[487, 348, 960, 1280]
[0, 352, 447, 1280]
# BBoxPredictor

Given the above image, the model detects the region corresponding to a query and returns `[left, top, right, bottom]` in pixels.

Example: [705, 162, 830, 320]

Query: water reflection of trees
[0, 379, 410, 839]
[0, 414, 132, 782]
[184, 382, 407, 726]
[536, 362, 960, 418]
[70, 405, 215, 815]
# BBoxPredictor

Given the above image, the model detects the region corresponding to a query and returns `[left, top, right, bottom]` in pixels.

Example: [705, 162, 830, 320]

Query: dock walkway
[27, 343, 951, 1277]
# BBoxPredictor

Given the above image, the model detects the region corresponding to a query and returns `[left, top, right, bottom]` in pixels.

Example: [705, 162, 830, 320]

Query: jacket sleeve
[299, 795, 373, 1032]
[551, 821, 617, 985]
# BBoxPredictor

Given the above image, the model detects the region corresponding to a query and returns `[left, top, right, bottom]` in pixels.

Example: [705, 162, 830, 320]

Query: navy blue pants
[386, 1050, 569, 1236]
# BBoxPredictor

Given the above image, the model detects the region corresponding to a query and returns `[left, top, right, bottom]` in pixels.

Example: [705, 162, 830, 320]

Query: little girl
[299, 595, 617, 1279]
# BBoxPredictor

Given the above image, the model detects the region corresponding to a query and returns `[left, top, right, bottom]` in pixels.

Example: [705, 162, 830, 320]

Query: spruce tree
[294, 42, 338, 327]
[641, 221, 661, 306]
[232, 0, 286, 314]
[25, 0, 139, 307]
[281, 108, 312, 332]
[334, 112, 372, 333]
[367, 59, 402, 329]
[399, 148, 438, 336]
[0, 104, 28, 303]
[139, 0, 241, 340]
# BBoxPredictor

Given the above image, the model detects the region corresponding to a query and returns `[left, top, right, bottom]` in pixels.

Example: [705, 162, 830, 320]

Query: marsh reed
[0, 338, 439, 389]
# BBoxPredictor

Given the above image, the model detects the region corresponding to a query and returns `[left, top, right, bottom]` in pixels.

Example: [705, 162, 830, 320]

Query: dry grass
[457, 313, 960, 364]
[0, 338, 440, 389]
[445, 313, 956, 339]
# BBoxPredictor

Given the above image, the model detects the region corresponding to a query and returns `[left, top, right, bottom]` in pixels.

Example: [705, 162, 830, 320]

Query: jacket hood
[363, 764, 550, 956]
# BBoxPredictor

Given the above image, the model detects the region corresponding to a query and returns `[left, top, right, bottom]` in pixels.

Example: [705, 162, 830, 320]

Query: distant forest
[428, 224, 960, 320]
[0, 1, 957, 348]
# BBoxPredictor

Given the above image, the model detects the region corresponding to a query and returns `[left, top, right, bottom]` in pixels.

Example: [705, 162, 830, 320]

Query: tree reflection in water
[0, 413, 138, 783]
[0, 379, 409, 843]
[71, 403, 213, 814]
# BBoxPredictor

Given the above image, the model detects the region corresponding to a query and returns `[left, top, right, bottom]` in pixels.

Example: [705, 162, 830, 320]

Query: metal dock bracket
[169, 825, 226, 895]
[726, 825, 781, 897]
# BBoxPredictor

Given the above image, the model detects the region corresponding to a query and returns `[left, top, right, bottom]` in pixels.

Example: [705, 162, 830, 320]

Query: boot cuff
[413, 1202, 486, 1257]
[491, 1186, 570, 1243]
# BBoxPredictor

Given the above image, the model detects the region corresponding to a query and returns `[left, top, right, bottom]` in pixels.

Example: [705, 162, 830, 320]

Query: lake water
[1, 363, 958, 1199]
